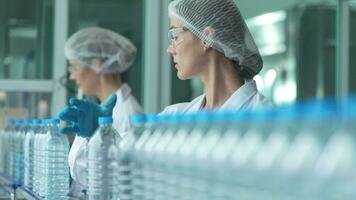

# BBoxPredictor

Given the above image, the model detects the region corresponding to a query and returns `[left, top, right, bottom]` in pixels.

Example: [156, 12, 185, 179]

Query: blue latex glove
[58, 94, 117, 137]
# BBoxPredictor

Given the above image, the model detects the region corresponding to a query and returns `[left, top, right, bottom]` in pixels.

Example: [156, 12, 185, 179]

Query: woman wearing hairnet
[60, 0, 271, 195]
[162, 0, 272, 113]
[58, 27, 143, 197]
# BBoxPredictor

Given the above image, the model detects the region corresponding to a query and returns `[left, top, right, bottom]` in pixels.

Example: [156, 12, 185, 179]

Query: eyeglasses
[168, 27, 189, 48]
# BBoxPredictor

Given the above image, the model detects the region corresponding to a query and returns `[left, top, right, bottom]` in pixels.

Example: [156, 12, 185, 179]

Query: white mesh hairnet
[168, 0, 263, 79]
[64, 27, 137, 74]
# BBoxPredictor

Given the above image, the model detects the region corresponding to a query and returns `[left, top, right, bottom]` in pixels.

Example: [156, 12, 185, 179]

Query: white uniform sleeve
[112, 95, 143, 137]
[68, 87, 143, 196]
[68, 136, 89, 188]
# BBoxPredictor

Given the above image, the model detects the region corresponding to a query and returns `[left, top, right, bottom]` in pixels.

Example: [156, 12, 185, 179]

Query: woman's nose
[166, 45, 175, 55]
[69, 73, 76, 80]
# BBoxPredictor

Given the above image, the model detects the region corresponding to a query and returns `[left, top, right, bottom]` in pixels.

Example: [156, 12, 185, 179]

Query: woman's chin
[177, 72, 189, 80]
[81, 89, 93, 96]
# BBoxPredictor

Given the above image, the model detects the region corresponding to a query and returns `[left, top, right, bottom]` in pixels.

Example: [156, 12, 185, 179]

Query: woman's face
[167, 18, 208, 80]
[68, 59, 101, 96]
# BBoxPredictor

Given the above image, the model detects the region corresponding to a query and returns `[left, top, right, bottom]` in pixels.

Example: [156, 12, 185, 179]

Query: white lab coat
[161, 80, 272, 114]
[68, 83, 143, 197]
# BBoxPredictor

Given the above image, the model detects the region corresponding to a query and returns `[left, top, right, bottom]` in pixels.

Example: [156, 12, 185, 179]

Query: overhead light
[247, 11, 287, 27]
[274, 80, 297, 104]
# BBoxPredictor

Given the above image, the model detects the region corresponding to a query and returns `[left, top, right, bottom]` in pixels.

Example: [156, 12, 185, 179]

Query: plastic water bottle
[14, 119, 28, 185]
[228, 109, 273, 199]
[87, 116, 121, 200]
[162, 113, 196, 200]
[175, 113, 222, 199]
[41, 118, 69, 200]
[132, 114, 159, 200]
[145, 114, 184, 200]
[33, 119, 48, 197]
[284, 101, 337, 199]
[117, 114, 147, 200]
[140, 114, 170, 200]
[1, 120, 14, 176]
[0, 122, 7, 175]
[252, 107, 300, 199]
[210, 112, 246, 200]
[24, 120, 40, 190]
[1, 121, 7, 175]
[5, 120, 17, 179]
[0, 133, 3, 175]
[150, 114, 182, 200]
[191, 112, 231, 200]
[313, 100, 356, 199]
[8, 120, 19, 181]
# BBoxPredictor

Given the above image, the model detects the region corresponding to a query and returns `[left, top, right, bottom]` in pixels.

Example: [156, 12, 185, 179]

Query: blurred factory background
[0, 0, 355, 120]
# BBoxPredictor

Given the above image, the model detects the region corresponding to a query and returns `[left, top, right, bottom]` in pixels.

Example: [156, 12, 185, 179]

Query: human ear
[91, 58, 102, 68]
[202, 26, 216, 50]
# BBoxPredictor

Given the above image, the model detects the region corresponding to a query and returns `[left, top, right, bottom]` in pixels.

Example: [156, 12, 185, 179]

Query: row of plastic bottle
[71, 99, 356, 200]
[0, 115, 122, 200]
[0, 118, 69, 200]
[2, 99, 354, 200]
[111, 99, 356, 200]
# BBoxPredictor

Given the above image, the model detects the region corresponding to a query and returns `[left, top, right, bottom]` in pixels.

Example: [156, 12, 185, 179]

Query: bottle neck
[48, 124, 60, 132]
[99, 123, 112, 128]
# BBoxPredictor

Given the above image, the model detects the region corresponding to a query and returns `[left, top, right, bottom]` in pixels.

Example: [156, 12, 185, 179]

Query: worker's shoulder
[122, 95, 143, 114]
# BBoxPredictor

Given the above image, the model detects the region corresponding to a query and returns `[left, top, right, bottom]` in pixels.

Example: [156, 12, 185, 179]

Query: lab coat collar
[181, 94, 205, 112]
[220, 80, 258, 110]
[185, 80, 258, 112]
[114, 83, 132, 106]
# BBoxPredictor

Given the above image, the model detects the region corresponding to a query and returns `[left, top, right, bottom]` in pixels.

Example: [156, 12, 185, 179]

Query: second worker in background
[59, 27, 143, 197]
